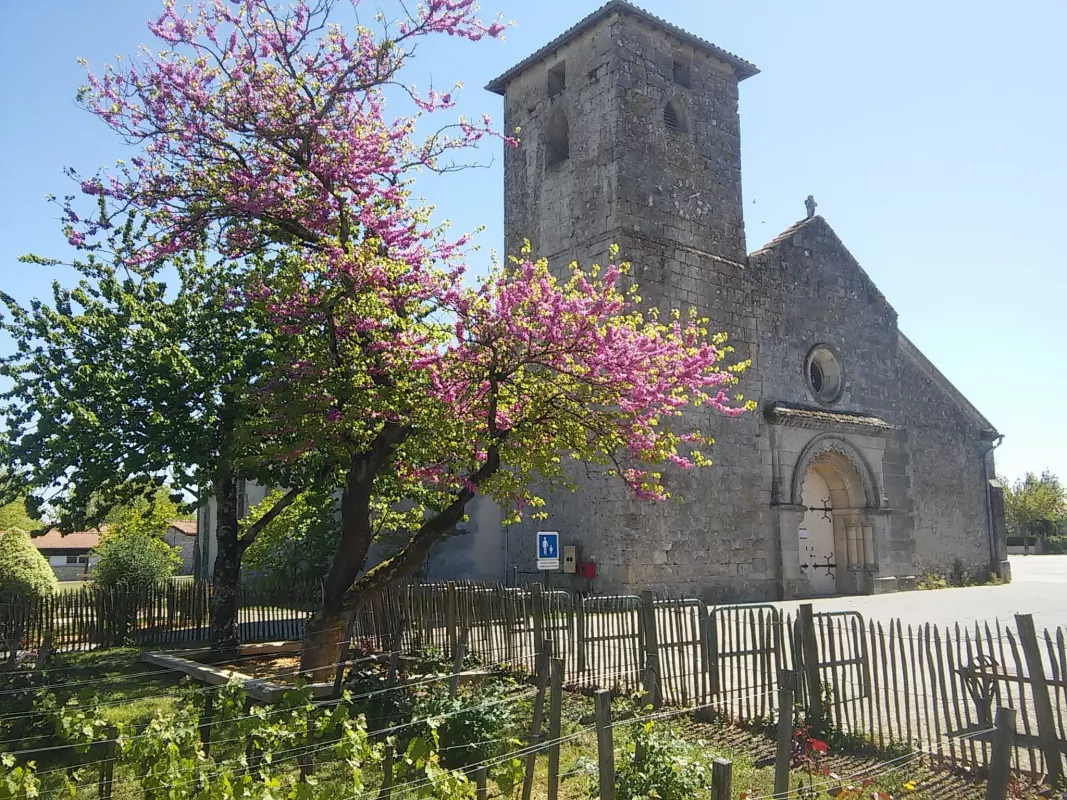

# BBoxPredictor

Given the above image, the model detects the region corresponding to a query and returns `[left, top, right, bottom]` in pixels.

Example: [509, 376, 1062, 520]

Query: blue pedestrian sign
[536, 531, 560, 571]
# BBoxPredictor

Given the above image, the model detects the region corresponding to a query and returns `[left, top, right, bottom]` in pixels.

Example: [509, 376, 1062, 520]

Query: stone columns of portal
[773, 503, 811, 600]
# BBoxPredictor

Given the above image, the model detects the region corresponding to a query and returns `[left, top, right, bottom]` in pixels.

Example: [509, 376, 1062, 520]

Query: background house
[28, 529, 101, 581]
[163, 520, 197, 575]
[0, 519, 198, 582]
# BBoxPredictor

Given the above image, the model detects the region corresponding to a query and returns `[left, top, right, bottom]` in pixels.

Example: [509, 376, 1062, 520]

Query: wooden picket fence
[3, 579, 1064, 779]
[0, 580, 322, 655]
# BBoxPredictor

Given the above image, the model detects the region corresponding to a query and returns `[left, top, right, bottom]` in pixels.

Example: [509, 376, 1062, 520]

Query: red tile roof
[22, 530, 102, 552]
[167, 520, 198, 536]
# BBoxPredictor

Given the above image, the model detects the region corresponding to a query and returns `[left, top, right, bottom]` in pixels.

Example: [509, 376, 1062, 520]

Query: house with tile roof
[0, 520, 198, 581]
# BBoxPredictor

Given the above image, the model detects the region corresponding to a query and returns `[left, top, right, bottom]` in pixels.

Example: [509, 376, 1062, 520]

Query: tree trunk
[299, 606, 350, 681]
[210, 473, 242, 655]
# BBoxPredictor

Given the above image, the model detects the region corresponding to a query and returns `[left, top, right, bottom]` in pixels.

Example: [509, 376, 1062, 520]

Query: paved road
[765, 555, 1067, 634]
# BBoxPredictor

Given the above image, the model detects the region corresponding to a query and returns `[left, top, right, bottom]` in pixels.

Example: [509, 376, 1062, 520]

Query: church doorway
[800, 467, 838, 595]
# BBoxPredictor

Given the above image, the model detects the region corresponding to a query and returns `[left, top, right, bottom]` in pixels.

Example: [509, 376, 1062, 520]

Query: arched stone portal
[797, 451, 876, 595]
[775, 433, 886, 598]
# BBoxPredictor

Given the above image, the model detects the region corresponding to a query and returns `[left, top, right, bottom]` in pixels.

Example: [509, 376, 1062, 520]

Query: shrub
[410, 682, 517, 770]
[92, 531, 180, 593]
[0, 528, 57, 602]
[602, 723, 718, 800]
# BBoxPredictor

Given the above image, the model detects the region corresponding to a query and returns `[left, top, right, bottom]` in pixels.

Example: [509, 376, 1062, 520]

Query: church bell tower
[486, 0, 759, 272]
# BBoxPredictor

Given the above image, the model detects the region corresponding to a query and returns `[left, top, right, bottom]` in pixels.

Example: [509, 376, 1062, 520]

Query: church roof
[750, 214, 821, 257]
[898, 333, 998, 433]
[485, 0, 759, 95]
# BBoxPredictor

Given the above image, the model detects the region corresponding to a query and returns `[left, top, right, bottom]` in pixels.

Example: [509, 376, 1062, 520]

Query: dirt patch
[216, 654, 303, 680]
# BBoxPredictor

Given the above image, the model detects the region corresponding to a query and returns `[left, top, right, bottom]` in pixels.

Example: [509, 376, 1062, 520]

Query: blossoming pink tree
[72, 0, 754, 672]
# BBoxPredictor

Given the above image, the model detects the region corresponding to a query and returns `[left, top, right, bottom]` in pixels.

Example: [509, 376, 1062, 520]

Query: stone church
[194, 0, 1009, 601]
[428, 0, 1010, 601]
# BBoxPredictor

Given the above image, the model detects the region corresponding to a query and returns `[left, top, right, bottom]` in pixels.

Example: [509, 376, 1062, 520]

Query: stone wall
[895, 340, 994, 575]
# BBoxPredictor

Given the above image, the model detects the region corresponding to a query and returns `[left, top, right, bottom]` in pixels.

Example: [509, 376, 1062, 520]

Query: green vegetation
[0, 528, 57, 602]
[1003, 470, 1066, 542]
[92, 532, 180, 593]
[0, 646, 992, 800]
[242, 489, 341, 587]
[0, 498, 39, 533]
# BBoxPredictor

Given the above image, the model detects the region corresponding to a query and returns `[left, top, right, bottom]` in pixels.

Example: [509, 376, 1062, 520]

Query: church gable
[750, 213, 896, 322]
[748, 211, 901, 419]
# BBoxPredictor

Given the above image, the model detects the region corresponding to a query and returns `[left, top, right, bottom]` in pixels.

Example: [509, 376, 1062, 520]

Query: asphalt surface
[765, 555, 1067, 634]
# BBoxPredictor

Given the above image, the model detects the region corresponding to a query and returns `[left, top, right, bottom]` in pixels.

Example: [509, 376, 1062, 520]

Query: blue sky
[0, 0, 1063, 483]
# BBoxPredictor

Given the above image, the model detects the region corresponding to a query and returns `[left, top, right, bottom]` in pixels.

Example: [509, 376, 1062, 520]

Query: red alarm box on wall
[577, 562, 597, 579]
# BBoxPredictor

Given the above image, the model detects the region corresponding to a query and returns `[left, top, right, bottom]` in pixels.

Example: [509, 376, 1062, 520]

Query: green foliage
[601, 722, 719, 800]
[104, 487, 191, 529]
[1002, 470, 1066, 538]
[0, 499, 38, 534]
[394, 728, 476, 800]
[242, 489, 341, 586]
[916, 572, 949, 591]
[0, 755, 40, 800]
[410, 682, 518, 770]
[91, 531, 180, 592]
[0, 529, 57, 603]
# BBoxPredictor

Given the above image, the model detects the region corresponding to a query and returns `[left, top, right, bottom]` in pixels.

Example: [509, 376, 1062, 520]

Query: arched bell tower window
[546, 107, 569, 168]
[664, 98, 686, 133]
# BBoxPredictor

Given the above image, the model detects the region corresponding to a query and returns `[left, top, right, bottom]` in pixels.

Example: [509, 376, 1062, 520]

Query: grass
[0, 648, 1028, 799]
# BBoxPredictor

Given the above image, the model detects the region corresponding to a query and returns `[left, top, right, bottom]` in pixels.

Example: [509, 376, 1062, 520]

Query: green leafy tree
[1, 231, 318, 648]
[1003, 470, 1066, 542]
[242, 489, 341, 588]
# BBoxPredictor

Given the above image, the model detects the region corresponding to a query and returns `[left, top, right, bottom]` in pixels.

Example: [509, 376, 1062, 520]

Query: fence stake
[710, 757, 732, 800]
[446, 582, 458, 659]
[34, 632, 52, 675]
[595, 690, 615, 800]
[521, 649, 551, 800]
[450, 627, 470, 699]
[985, 706, 1016, 800]
[532, 584, 545, 657]
[640, 591, 662, 709]
[1015, 613, 1062, 783]
[475, 766, 488, 800]
[332, 616, 355, 699]
[774, 669, 796, 797]
[548, 656, 564, 800]
[798, 604, 822, 729]
[97, 728, 117, 800]
[378, 624, 405, 800]
[200, 693, 214, 755]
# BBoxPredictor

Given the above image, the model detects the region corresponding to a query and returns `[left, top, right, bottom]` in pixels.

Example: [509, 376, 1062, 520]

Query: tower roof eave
[484, 0, 759, 95]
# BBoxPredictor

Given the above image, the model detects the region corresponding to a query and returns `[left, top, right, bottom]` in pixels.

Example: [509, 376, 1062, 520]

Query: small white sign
[799, 527, 808, 539]
[536, 531, 560, 571]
